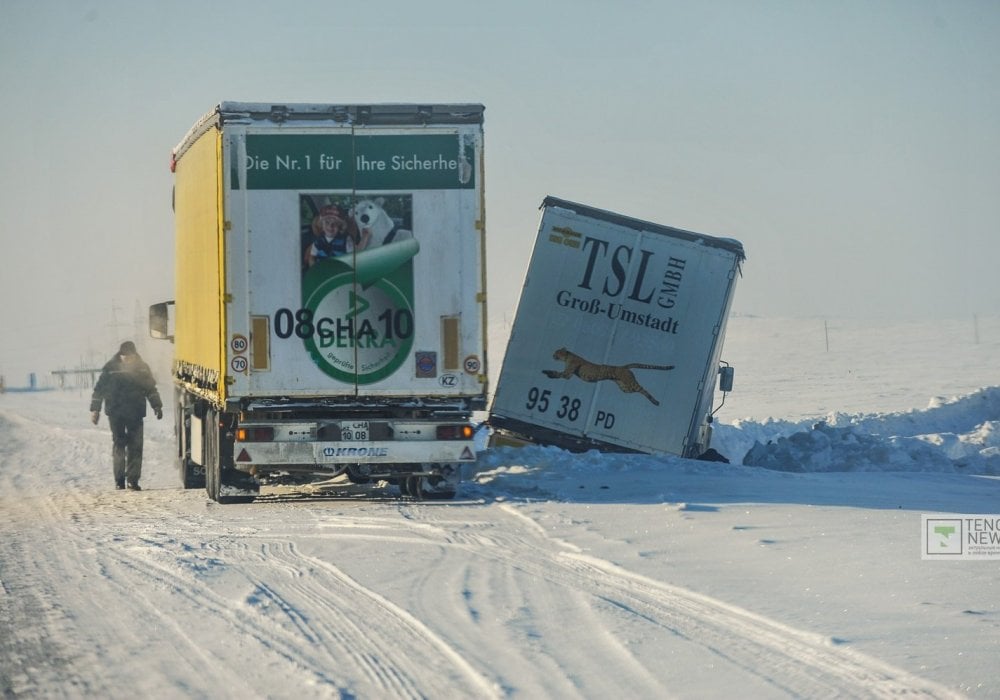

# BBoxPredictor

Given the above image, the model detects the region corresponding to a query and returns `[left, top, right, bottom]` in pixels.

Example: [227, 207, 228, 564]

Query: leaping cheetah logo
[542, 347, 674, 405]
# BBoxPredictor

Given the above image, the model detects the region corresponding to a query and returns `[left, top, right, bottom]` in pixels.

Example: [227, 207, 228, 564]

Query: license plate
[341, 421, 370, 441]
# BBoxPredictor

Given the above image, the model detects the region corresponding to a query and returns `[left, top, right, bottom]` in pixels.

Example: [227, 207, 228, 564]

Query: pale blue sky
[1, 0, 998, 381]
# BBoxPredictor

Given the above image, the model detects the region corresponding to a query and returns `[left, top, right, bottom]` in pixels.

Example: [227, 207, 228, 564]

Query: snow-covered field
[2, 316, 999, 699]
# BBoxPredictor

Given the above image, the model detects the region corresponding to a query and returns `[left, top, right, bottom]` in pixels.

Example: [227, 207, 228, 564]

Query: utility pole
[108, 300, 130, 346]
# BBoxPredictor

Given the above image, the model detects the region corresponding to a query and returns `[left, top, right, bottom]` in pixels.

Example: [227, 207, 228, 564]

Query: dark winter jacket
[90, 354, 163, 419]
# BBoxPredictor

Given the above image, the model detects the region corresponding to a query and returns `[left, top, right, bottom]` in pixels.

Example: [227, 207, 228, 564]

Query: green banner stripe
[245, 134, 475, 190]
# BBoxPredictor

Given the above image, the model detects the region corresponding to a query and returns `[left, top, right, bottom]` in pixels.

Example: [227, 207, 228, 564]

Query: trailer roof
[541, 196, 746, 260]
[173, 102, 484, 164]
[217, 102, 484, 125]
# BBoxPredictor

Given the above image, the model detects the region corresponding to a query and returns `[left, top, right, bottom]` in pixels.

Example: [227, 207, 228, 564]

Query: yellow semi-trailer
[151, 103, 487, 503]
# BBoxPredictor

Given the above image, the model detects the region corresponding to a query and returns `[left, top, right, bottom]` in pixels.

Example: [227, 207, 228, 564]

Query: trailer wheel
[402, 476, 423, 499]
[345, 465, 371, 484]
[421, 464, 459, 500]
[204, 409, 257, 504]
[402, 475, 457, 501]
[421, 478, 457, 501]
[205, 410, 220, 502]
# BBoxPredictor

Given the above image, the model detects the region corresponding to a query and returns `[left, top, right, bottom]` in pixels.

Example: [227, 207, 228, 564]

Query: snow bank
[726, 387, 1000, 474]
[474, 387, 1000, 488]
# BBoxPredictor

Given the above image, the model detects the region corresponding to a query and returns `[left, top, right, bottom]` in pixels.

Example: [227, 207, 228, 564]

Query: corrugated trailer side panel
[173, 126, 226, 401]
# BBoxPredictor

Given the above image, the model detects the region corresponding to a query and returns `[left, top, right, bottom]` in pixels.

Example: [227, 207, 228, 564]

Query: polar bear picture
[352, 197, 413, 248]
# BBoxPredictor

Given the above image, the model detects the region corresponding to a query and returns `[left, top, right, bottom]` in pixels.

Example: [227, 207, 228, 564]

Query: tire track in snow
[559, 552, 959, 698]
[2, 403, 494, 699]
[1, 409, 343, 696]
[81, 525, 499, 699]
[392, 506, 678, 698]
[4, 470, 266, 694]
[246, 540, 423, 698]
[92, 539, 348, 695]
[245, 539, 501, 699]
[0, 411, 150, 698]
[93, 516, 447, 697]
[405, 503, 961, 699]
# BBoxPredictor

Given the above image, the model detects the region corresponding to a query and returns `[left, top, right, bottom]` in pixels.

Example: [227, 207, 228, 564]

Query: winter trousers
[108, 415, 144, 486]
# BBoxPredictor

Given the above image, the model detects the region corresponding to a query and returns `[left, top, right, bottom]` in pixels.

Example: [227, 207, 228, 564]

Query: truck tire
[402, 476, 422, 499]
[204, 410, 220, 502]
[422, 479, 457, 500]
[424, 464, 460, 500]
[205, 408, 257, 504]
[402, 475, 457, 501]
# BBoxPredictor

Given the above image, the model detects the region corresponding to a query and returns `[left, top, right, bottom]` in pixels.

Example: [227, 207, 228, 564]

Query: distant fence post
[824, 319, 830, 352]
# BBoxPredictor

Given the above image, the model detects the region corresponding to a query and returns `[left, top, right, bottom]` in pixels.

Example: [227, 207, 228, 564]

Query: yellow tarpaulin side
[173, 126, 225, 400]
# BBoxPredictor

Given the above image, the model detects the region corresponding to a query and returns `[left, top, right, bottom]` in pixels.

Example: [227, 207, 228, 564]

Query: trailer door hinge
[223, 293, 234, 303]
[476, 292, 487, 303]
[223, 220, 232, 231]
[225, 375, 236, 386]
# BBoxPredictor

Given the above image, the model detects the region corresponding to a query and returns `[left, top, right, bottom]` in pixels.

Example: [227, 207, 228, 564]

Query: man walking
[90, 341, 163, 490]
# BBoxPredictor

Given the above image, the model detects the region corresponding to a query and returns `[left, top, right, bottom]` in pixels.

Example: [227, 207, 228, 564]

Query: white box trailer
[489, 197, 744, 458]
[151, 102, 487, 502]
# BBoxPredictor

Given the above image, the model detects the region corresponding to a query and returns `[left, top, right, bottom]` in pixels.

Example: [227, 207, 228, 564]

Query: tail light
[436, 424, 474, 440]
[237, 426, 274, 442]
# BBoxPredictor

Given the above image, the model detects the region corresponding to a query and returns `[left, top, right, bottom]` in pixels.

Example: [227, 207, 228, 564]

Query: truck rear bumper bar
[233, 440, 477, 466]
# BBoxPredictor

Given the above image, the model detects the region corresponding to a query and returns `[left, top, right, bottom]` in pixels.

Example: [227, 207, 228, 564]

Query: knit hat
[119, 341, 137, 356]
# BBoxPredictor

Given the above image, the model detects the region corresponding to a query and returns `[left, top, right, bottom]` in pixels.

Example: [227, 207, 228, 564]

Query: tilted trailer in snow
[490, 197, 744, 459]
[150, 102, 488, 502]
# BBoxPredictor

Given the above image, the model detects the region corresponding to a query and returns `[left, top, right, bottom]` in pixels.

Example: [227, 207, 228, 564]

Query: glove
[91, 411, 100, 425]
[155, 407, 163, 420]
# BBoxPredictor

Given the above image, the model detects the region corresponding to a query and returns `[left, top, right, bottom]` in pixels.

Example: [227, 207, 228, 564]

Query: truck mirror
[149, 301, 175, 342]
[718, 365, 734, 393]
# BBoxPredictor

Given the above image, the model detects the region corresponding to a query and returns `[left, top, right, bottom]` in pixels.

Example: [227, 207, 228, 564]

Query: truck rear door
[220, 106, 486, 402]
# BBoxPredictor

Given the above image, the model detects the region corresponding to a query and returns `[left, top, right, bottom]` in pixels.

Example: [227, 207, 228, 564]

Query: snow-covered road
[5, 386, 996, 698]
